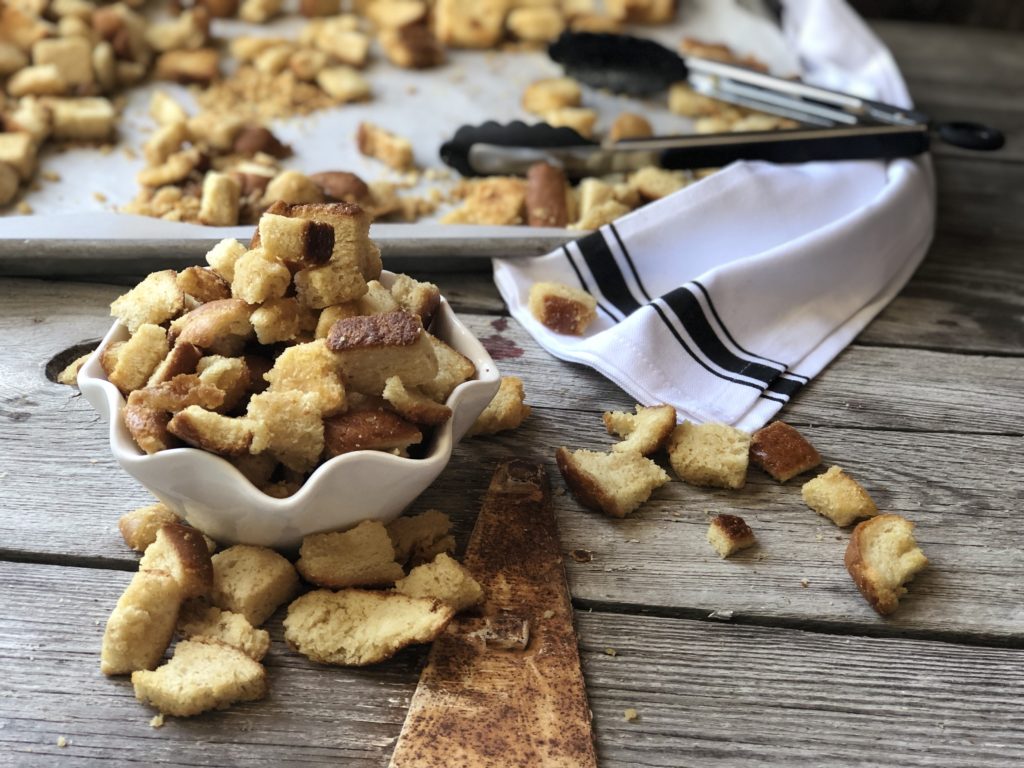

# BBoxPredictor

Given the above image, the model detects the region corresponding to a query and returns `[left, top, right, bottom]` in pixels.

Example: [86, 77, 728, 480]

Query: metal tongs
[441, 31, 1004, 179]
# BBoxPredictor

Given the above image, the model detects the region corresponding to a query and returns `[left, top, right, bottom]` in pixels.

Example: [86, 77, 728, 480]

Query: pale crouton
[6, 65, 66, 97]
[667, 82, 723, 118]
[418, 335, 476, 403]
[802, 466, 878, 527]
[603, 403, 676, 455]
[357, 280, 401, 315]
[0, 42, 28, 77]
[198, 171, 242, 226]
[284, 589, 454, 665]
[210, 545, 300, 626]
[128, 373, 224, 413]
[149, 90, 189, 126]
[322, 406, 423, 457]
[571, 199, 630, 230]
[48, 97, 116, 141]
[608, 112, 653, 143]
[543, 107, 598, 139]
[326, 311, 439, 395]
[845, 514, 928, 615]
[667, 421, 750, 489]
[356, 122, 414, 171]
[55, 352, 91, 387]
[154, 48, 220, 85]
[556, 447, 669, 518]
[465, 376, 530, 437]
[177, 600, 270, 661]
[239, 0, 282, 22]
[441, 177, 526, 226]
[522, 76, 582, 115]
[32, 36, 93, 86]
[136, 148, 202, 188]
[382, 376, 452, 425]
[629, 166, 687, 201]
[395, 553, 483, 612]
[205, 238, 248, 283]
[110, 269, 185, 333]
[263, 339, 346, 416]
[264, 169, 324, 205]
[258, 213, 335, 268]
[139, 523, 214, 600]
[316, 65, 370, 102]
[434, 0, 507, 48]
[297, 520, 406, 588]
[131, 639, 267, 717]
[294, 259, 368, 308]
[195, 355, 251, 412]
[386, 509, 453, 566]
[100, 570, 182, 676]
[507, 6, 565, 42]
[230, 248, 291, 304]
[119, 502, 183, 552]
[315, 303, 361, 338]
[280, 200, 380, 280]
[250, 297, 316, 345]
[246, 390, 324, 472]
[0, 162, 19, 208]
[750, 420, 821, 483]
[167, 406, 254, 456]
[707, 514, 756, 558]
[388, 274, 441, 326]
[528, 281, 597, 335]
[107, 324, 169, 394]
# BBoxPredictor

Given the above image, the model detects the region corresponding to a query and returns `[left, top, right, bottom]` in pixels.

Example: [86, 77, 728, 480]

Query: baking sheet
[0, 0, 798, 274]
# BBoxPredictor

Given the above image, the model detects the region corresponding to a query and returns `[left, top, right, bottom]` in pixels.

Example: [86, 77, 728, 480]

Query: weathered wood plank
[2, 562, 1022, 767]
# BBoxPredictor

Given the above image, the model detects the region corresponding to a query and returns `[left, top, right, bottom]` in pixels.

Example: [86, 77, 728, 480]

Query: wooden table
[1, 20, 1022, 767]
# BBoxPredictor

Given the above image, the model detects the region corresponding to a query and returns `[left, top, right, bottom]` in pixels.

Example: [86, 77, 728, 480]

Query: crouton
[571, 199, 630, 230]
[378, 23, 444, 69]
[100, 570, 182, 676]
[845, 514, 928, 615]
[139, 523, 214, 600]
[297, 520, 406, 588]
[154, 48, 220, 85]
[195, 355, 251, 412]
[55, 352, 91, 387]
[629, 166, 687, 201]
[382, 376, 452, 425]
[177, 600, 270, 661]
[294, 259, 368, 309]
[418, 335, 476, 403]
[386, 509, 453, 566]
[257, 213, 335, 268]
[32, 36, 93, 86]
[230, 248, 292, 304]
[205, 238, 248, 283]
[326, 311, 438, 395]
[707, 514, 756, 558]
[149, 90, 188, 126]
[6, 65, 67, 98]
[466, 375, 530, 436]
[356, 122, 414, 171]
[198, 171, 242, 227]
[106, 324, 169, 394]
[507, 6, 565, 42]
[146, 343, 203, 387]
[128, 373, 225, 413]
[522, 76, 582, 115]
[210, 545, 300, 626]
[284, 589, 454, 665]
[176, 267, 231, 305]
[250, 297, 316, 345]
[528, 281, 597, 335]
[279, 200, 380, 280]
[110, 270, 186, 333]
[167, 406, 254, 456]
[603, 403, 676, 455]
[434, 0, 507, 49]
[263, 339, 346, 416]
[802, 466, 878, 527]
[389, 274, 441, 326]
[316, 65, 370, 102]
[441, 177, 526, 226]
[608, 112, 653, 143]
[246, 390, 325, 472]
[556, 446, 669, 518]
[119, 502, 183, 552]
[395, 553, 483, 612]
[667, 421, 750, 489]
[750, 420, 821, 483]
[606, 0, 676, 23]
[264, 169, 325, 205]
[322, 406, 423, 457]
[543, 107, 598, 139]
[123, 401, 178, 454]
[171, 299, 253, 354]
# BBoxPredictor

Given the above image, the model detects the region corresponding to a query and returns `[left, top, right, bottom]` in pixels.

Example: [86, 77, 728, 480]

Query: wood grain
[2, 561, 1022, 767]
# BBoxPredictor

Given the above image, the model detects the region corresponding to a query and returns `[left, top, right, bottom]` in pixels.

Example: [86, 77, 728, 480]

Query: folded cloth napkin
[492, 0, 936, 431]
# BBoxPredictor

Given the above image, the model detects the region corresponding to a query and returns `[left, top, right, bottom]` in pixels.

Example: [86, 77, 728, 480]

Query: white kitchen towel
[492, 0, 936, 431]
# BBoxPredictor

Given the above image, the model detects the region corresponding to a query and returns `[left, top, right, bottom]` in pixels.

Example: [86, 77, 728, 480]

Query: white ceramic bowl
[79, 272, 500, 550]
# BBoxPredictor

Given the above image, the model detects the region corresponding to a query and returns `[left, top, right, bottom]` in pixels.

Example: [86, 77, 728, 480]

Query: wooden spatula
[389, 460, 597, 768]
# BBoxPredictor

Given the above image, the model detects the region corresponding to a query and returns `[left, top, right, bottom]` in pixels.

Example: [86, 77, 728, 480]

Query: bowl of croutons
[79, 203, 500, 549]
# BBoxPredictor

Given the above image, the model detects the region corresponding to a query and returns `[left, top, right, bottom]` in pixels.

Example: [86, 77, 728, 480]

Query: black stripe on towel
[765, 375, 805, 399]
[575, 229, 643, 317]
[562, 245, 615, 320]
[690, 280, 788, 372]
[608, 222, 652, 302]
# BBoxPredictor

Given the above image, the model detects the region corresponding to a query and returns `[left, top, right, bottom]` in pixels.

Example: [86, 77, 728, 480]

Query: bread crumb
[42, 170, 61, 182]
[150, 714, 165, 728]
[623, 708, 638, 722]
[801, 578, 810, 588]
[604, 647, 617, 656]
[16, 202, 33, 215]
[57, 736, 69, 747]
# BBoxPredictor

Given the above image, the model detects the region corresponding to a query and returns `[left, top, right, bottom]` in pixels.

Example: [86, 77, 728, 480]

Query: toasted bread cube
[32, 36, 92, 87]
[322, 406, 423, 457]
[667, 82, 722, 118]
[246, 390, 324, 472]
[297, 520, 406, 588]
[6, 64, 67, 97]
[356, 122, 414, 171]
[629, 165, 687, 201]
[608, 112, 653, 143]
[316, 65, 370, 102]
[119, 503, 183, 552]
[145, 9, 209, 52]
[250, 297, 309, 345]
[522, 76, 581, 115]
[543, 107, 597, 139]
[137, 148, 202, 188]
[707, 514, 756, 558]
[198, 171, 241, 227]
[668, 421, 750, 489]
[55, 352, 91, 387]
[434, 0, 507, 49]
[131, 639, 267, 717]
[603, 403, 676, 455]
[177, 266, 231, 305]
[845, 514, 928, 615]
[300, 0, 341, 16]
[386, 509, 453, 566]
[606, 0, 675, 23]
[139, 523, 214, 600]
[110, 270, 186, 331]
[466, 375, 530, 436]
[258, 212, 335, 268]
[0, 42, 29, 77]
[802, 466, 878, 527]
[395, 553, 483, 612]
[365, 0, 428, 28]
[231, 248, 291, 304]
[326, 311, 438, 395]
[382, 376, 452, 425]
[313, 27, 369, 67]
[419, 335, 476, 403]
[378, 23, 444, 69]
[205, 238, 248, 283]
[101, 570, 182, 676]
[556, 446, 669, 518]
[571, 199, 630, 230]
[294, 259, 368, 309]
[441, 176, 526, 226]
[187, 112, 246, 152]
[149, 90, 189, 126]
[196, 355, 251, 412]
[264, 339, 346, 416]
[279, 200, 380, 280]
[315, 303, 362, 339]
[389, 274, 441, 326]
[0, 132, 38, 182]
[128, 373, 225, 415]
[106, 324, 170, 394]
[0, 164, 17, 207]
[239, 0, 282, 22]
[1, 6, 55, 52]
[264, 170, 324, 206]
[177, 601, 270, 661]
[168, 406, 253, 456]
[750, 421, 822, 483]
[124, 402, 178, 454]
[154, 48, 220, 85]
[284, 589, 454, 666]
[528, 281, 597, 335]
[211, 545, 300, 626]
[172, 299, 253, 354]
[507, 6, 564, 42]
[147, 342, 203, 387]
[4, 96, 52, 145]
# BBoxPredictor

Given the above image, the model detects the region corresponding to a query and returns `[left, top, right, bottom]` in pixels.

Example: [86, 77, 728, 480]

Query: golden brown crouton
[382, 376, 452, 426]
[246, 390, 325, 472]
[210, 545, 300, 626]
[107, 324, 169, 395]
[167, 406, 254, 456]
[750, 421, 822, 483]
[322, 406, 423, 457]
[845, 514, 928, 615]
[297, 520, 406, 588]
[603, 403, 676, 456]
[177, 600, 270, 661]
[119, 503, 183, 553]
[356, 121, 415, 171]
[176, 267, 232, 305]
[205, 238, 248, 283]
[284, 589, 454, 665]
[466, 376, 530, 436]
[231, 248, 292, 305]
[522, 76, 582, 115]
[386, 509, 453, 566]
[556, 446, 669, 518]
[281, 200, 380, 280]
[389, 274, 441, 326]
[172, 299, 253, 353]
[128, 373, 225, 415]
[802, 466, 878, 527]
[667, 421, 750, 489]
[418, 335, 476, 403]
[326, 311, 438, 395]
[528, 281, 597, 335]
[395, 553, 483, 612]
[139, 523, 215, 600]
[101, 569, 182, 676]
[434, 0, 507, 49]
[258, 212, 335, 268]
[195, 355, 251, 412]
[110, 270, 186, 333]
[608, 112, 654, 143]
[441, 177, 526, 226]
[707, 514, 756, 558]
[123, 402, 178, 455]
[263, 339, 346, 416]
[378, 23, 444, 69]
